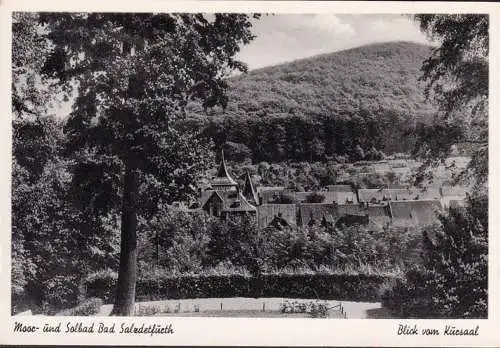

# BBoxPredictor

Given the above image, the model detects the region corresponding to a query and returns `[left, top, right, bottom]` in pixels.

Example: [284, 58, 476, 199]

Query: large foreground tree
[40, 13, 259, 315]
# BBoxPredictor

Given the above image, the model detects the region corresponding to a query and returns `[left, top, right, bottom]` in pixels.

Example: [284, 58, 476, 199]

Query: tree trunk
[111, 163, 139, 316]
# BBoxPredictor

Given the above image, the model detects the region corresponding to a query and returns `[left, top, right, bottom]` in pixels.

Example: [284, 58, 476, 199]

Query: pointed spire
[212, 148, 237, 189]
[216, 149, 230, 178]
[243, 171, 259, 205]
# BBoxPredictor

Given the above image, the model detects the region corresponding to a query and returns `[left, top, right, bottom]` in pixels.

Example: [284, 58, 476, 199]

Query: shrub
[308, 301, 330, 318]
[43, 275, 82, 313]
[383, 196, 488, 318]
[82, 269, 117, 304]
[280, 300, 330, 318]
[352, 145, 365, 162]
[57, 297, 103, 316]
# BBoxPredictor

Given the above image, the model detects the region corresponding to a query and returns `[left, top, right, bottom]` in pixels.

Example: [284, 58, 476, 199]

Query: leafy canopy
[40, 13, 260, 208]
[412, 15, 488, 188]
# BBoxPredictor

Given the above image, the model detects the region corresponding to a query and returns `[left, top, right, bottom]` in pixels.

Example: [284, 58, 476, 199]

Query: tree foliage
[412, 15, 488, 188]
[384, 196, 487, 318]
[12, 116, 119, 314]
[137, 209, 422, 277]
[12, 13, 120, 314]
[12, 13, 55, 118]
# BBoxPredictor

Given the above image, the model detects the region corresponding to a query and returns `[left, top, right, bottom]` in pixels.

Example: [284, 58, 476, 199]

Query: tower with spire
[199, 149, 257, 218]
[211, 149, 238, 192]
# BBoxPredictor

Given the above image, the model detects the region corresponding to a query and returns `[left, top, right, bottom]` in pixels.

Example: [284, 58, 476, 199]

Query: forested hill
[184, 41, 438, 163]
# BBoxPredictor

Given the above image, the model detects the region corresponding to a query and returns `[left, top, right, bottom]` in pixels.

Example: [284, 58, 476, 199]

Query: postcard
[1, 1, 499, 346]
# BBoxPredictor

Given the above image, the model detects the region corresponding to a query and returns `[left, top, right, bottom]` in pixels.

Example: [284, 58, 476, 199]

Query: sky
[236, 14, 432, 70]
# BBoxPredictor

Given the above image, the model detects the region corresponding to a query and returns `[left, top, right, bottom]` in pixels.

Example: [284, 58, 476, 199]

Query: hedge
[84, 271, 398, 304]
[56, 297, 104, 316]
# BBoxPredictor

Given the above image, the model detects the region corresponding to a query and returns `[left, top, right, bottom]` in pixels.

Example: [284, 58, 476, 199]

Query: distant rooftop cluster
[186, 151, 469, 231]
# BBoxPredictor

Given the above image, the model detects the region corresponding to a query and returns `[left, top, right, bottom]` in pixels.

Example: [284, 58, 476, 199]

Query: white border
[1, 1, 499, 346]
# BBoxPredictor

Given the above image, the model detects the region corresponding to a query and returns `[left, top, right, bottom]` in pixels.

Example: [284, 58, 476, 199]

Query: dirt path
[96, 297, 392, 318]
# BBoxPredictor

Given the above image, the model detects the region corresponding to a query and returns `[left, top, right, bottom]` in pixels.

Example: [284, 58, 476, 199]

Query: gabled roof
[449, 199, 466, 209]
[212, 149, 237, 187]
[337, 204, 365, 216]
[364, 205, 391, 228]
[334, 214, 369, 227]
[298, 203, 338, 226]
[257, 204, 297, 229]
[408, 200, 442, 226]
[201, 189, 256, 213]
[199, 190, 224, 208]
[256, 186, 285, 193]
[259, 189, 289, 204]
[358, 188, 419, 202]
[329, 191, 358, 204]
[389, 199, 442, 227]
[415, 186, 442, 200]
[243, 171, 259, 205]
[285, 191, 357, 204]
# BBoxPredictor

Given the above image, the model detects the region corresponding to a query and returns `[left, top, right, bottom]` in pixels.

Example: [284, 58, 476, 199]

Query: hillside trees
[183, 42, 434, 163]
[40, 13, 258, 315]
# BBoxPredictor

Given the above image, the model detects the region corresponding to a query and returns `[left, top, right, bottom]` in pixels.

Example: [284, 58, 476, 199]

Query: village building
[200, 151, 257, 218]
[197, 151, 464, 231]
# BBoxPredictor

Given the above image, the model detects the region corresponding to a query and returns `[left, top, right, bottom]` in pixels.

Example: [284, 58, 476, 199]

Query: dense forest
[182, 41, 438, 163]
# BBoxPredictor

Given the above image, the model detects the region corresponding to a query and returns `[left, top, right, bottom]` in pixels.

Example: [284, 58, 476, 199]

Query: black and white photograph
[2, 1, 499, 346]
